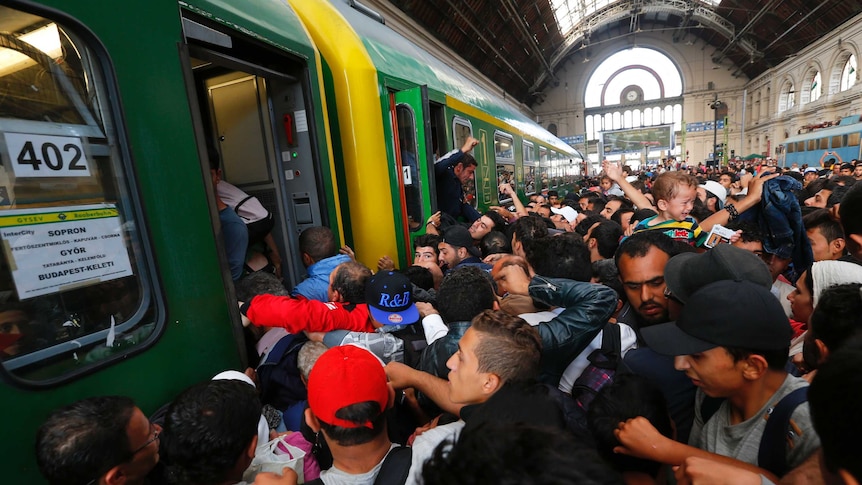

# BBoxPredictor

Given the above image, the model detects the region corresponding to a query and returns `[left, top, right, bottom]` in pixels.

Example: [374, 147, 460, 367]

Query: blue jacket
[742, 176, 813, 271]
[435, 149, 481, 222]
[290, 254, 352, 302]
[528, 276, 617, 386]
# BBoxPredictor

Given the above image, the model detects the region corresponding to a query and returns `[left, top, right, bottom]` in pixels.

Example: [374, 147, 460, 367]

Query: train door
[389, 86, 435, 258]
[181, 17, 328, 288]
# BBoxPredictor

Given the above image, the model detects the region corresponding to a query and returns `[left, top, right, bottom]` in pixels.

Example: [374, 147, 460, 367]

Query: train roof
[328, 1, 576, 156]
[181, 0, 313, 60]
[781, 115, 862, 144]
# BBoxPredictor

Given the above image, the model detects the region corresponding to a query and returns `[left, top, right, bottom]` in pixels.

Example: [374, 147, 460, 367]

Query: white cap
[550, 206, 578, 223]
[699, 180, 727, 205]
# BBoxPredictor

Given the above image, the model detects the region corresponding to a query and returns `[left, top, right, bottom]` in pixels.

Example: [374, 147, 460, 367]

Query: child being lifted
[603, 161, 778, 247]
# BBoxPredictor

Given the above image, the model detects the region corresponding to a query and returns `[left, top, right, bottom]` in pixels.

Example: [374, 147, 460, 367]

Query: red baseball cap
[307, 345, 389, 429]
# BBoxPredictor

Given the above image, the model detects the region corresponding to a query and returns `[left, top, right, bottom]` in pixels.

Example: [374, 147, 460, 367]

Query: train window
[539, 147, 549, 191]
[395, 104, 424, 232]
[494, 132, 514, 202]
[848, 132, 861, 147]
[818, 138, 828, 150]
[786, 143, 794, 153]
[807, 140, 816, 151]
[452, 117, 477, 209]
[523, 141, 536, 195]
[796, 142, 805, 153]
[831, 136, 843, 149]
[0, 6, 158, 383]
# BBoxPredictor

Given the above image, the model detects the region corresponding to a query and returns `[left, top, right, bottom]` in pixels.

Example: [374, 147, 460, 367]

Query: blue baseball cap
[365, 271, 419, 326]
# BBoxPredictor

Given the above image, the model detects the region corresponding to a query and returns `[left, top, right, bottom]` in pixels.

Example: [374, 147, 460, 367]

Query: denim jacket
[742, 176, 813, 271]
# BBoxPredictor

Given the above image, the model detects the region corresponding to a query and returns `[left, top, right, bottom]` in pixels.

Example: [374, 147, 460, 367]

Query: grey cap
[664, 243, 772, 304]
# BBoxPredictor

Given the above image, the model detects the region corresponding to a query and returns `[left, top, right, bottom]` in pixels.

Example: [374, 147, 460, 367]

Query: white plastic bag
[242, 434, 305, 483]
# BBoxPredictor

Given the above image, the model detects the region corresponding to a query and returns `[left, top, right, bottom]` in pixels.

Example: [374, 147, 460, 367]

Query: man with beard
[614, 231, 697, 441]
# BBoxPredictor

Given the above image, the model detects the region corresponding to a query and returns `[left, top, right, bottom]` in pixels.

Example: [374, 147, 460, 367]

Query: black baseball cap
[441, 225, 481, 258]
[664, 244, 772, 304]
[642, 280, 792, 356]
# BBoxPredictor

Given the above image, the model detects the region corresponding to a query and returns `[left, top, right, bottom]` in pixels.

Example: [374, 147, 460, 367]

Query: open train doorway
[180, 15, 330, 291]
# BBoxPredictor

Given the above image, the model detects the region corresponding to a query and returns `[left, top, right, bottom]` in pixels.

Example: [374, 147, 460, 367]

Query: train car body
[0, 0, 340, 481]
[291, 0, 585, 267]
[0, 0, 581, 481]
[779, 115, 862, 167]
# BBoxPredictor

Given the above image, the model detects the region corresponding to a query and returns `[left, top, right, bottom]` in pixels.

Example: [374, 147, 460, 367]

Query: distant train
[0, 0, 581, 480]
[778, 115, 862, 167]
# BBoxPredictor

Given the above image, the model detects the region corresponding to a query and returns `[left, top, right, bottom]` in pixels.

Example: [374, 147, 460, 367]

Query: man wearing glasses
[36, 396, 160, 485]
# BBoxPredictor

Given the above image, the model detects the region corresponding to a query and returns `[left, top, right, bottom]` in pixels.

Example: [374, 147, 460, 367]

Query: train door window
[831, 136, 842, 149]
[494, 132, 515, 203]
[818, 138, 828, 150]
[539, 147, 549, 191]
[452, 117, 476, 209]
[395, 103, 424, 232]
[0, 6, 158, 383]
[523, 141, 536, 195]
[849, 132, 861, 147]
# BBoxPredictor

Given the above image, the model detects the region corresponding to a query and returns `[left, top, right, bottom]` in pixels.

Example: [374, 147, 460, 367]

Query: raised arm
[603, 160, 655, 210]
[385, 361, 464, 416]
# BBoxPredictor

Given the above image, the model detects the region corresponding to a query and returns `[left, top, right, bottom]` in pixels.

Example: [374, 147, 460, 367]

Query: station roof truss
[389, 0, 862, 105]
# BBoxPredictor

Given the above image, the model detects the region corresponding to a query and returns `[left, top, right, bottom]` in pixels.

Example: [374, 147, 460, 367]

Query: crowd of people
[35, 156, 862, 485]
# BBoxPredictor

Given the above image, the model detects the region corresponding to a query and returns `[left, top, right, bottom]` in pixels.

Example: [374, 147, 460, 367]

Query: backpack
[571, 322, 624, 412]
[256, 332, 309, 411]
[700, 386, 808, 477]
[305, 445, 412, 485]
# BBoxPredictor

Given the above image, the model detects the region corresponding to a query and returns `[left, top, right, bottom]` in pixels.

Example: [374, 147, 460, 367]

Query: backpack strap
[373, 446, 413, 485]
[305, 479, 323, 485]
[233, 195, 256, 220]
[757, 386, 808, 477]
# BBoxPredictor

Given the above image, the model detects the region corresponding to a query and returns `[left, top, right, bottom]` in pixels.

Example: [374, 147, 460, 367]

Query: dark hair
[402, 265, 434, 291]
[591, 259, 625, 303]
[724, 346, 790, 371]
[161, 380, 261, 485]
[840, 183, 862, 247]
[330, 261, 372, 303]
[318, 400, 387, 446]
[588, 374, 673, 477]
[422, 422, 621, 485]
[511, 214, 549, 257]
[299, 226, 338, 262]
[548, 190, 559, 197]
[803, 209, 845, 244]
[809, 283, 862, 352]
[234, 271, 289, 301]
[528, 234, 592, 282]
[574, 214, 604, 236]
[809, 338, 862, 481]
[610, 206, 635, 226]
[471, 310, 542, 384]
[690, 196, 714, 222]
[459, 153, 478, 168]
[480, 231, 511, 258]
[36, 396, 136, 485]
[724, 220, 765, 243]
[590, 220, 624, 259]
[413, 234, 441, 255]
[614, 230, 679, 267]
[437, 266, 496, 322]
[482, 211, 507, 232]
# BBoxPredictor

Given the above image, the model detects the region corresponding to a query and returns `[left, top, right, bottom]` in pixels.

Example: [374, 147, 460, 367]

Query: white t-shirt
[217, 181, 269, 223]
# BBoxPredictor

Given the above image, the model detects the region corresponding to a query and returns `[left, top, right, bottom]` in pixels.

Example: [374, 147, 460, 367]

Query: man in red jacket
[240, 262, 419, 334]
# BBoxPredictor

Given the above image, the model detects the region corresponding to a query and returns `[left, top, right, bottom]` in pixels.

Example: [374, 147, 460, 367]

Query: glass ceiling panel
[550, 0, 722, 37]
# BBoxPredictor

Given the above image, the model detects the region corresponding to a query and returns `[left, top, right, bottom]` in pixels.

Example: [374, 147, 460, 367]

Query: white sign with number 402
[3, 132, 91, 178]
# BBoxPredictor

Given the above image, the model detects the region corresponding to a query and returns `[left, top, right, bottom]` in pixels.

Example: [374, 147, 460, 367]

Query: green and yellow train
[0, 0, 583, 480]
